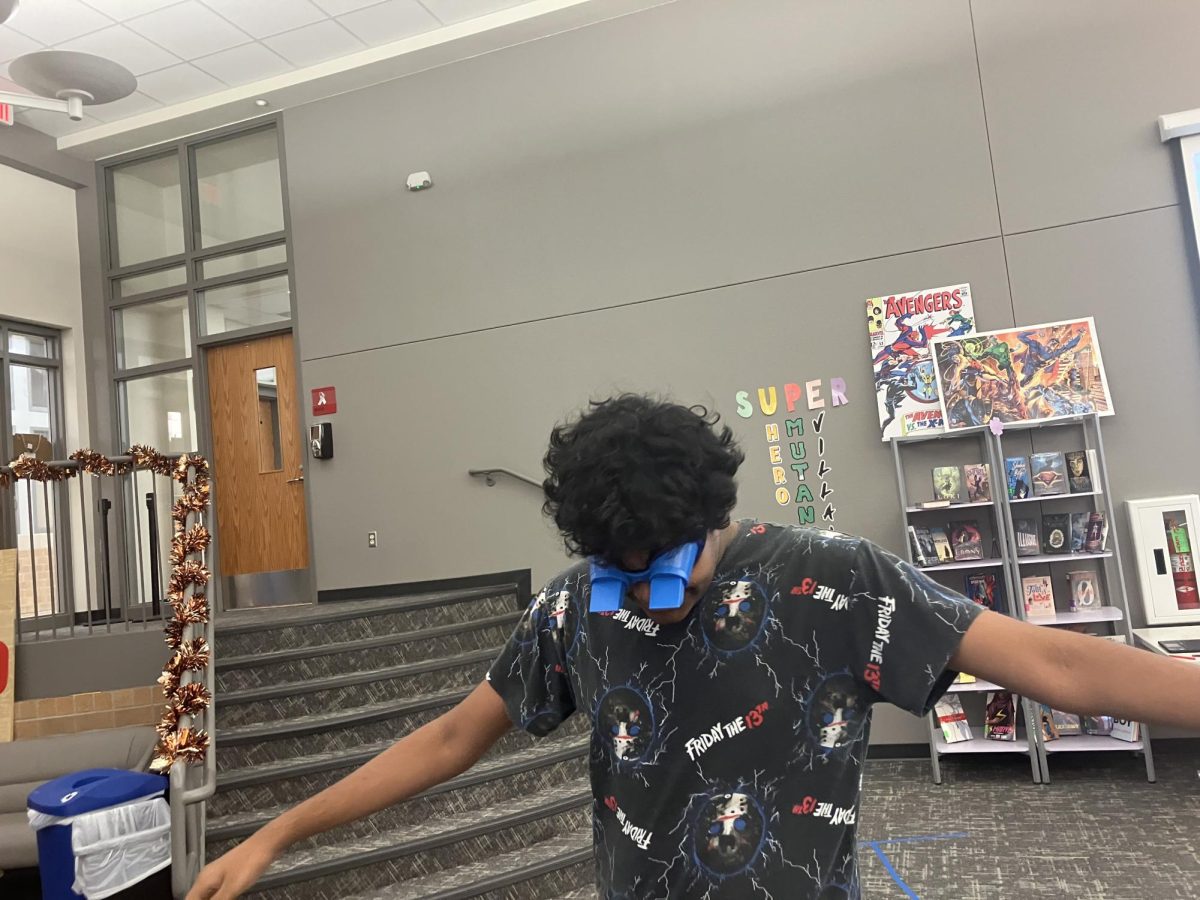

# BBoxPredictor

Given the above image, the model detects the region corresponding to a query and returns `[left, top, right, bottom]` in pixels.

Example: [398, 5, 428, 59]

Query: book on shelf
[1069, 512, 1089, 553]
[1065, 449, 1093, 494]
[1030, 452, 1067, 496]
[1082, 715, 1114, 736]
[934, 694, 973, 743]
[1022, 575, 1056, 617]
[1111, 718, 1141, 742]
[1037, 704, 1060, 741]
[1014, 518, 1040, 557]
[1042, 513, 1070, 554]
[1005, 456, 1030, 500]
[1067, 570, 1102, 612]
[1084, 511, 1109, 553]
[964, 463, 991, 503]
[950, 521, 983, 561]
[964, 572, 1001, 611]
[908, 526, 931, 567]
[984, 691, 1017, 742]
[932, 466, 962, 502]
[917, 499, 953, 509]
[1050, 709, 1082, 736]
[931, 527, 955, 564]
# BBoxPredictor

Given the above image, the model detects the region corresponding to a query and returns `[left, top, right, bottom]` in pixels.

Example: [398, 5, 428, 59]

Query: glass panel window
[119, 370, 197, 453]
[111, 154, 185, 267]
[201, 274, 290, 335]
[255, 366, 282, 472]
[10, 364, 52, 418]
[195, 129, 284, 248]
[8, 332, 53, 358]
[115, 265, 186, 299]
[199, 243, 286, 280]
[115, 297, 192, 369]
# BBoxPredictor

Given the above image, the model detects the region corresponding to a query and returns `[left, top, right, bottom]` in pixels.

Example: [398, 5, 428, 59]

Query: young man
[190, 396, 1200, 899]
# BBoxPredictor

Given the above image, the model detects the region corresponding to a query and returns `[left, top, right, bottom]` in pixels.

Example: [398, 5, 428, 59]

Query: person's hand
[186, 833, 278, 900]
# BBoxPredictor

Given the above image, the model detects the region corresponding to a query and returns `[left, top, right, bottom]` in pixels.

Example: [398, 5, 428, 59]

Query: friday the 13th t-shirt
[486, 521, 984, 899]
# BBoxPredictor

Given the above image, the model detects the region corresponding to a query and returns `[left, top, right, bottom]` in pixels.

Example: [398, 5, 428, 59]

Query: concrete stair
[210, 585, 593, 899]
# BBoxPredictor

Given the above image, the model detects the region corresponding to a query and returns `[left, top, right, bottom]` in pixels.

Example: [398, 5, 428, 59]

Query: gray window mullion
[114, 359, 195, 381]
[196, 263, 290, 293]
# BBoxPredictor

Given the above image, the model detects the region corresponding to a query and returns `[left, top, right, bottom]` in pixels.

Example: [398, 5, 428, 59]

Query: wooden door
[207, 333, 309, 576]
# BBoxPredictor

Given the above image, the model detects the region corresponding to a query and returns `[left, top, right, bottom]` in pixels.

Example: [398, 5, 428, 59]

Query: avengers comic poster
[866, 283, 975, 441]
[931, 317, 1113, 432]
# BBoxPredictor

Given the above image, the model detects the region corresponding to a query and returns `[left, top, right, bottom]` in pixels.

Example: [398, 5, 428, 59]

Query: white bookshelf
[1043, 735, 1143, 753]
[892, 413, 1155, 785]
[993, 414, 1155, 784]
[906, 500, 994, 513]
[892, 430, 1040, 784]
[1017, 551, 1113, 565]
[936, 736, 1031, 755]
[946, 678, 1003, 693]
[1025, 606, 1123, 626]
[1012, 490, 1100, 504]
[920, 558, 1006, 572]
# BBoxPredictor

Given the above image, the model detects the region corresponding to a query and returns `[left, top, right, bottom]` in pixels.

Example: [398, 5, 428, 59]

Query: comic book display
[866, 283, 975, 440]
[932, 317, 1113, 431]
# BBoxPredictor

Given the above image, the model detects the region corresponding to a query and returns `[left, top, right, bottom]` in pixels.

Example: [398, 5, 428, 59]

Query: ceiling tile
[80, 0, 180, 20]
[200, 0, 327, 40]
[418, 0, 525, 26]
[126, 1, 250, 58]
[57, 25, 179, 75]
[137, 62, 225, 103]
[337, 0, 438, 46]
[85, 89, 163, 122]
[0, 28, 41, 63]
[263, 19, 364, 68]
[5, 0, 113, 45]
[15, 107, 101, 136]
[0, 74, 22, 92]
[311, 0, 387, 15]
[194, 42, 291, 86]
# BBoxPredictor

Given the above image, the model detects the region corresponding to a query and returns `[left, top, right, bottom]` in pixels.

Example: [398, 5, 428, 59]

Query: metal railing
[1, 452, 216, 898]
[468, 467, 542, 489]
[7, 454, 182, 641]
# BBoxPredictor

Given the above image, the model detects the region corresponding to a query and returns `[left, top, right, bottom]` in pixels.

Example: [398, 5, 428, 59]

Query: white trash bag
[69, 796, 171, 899]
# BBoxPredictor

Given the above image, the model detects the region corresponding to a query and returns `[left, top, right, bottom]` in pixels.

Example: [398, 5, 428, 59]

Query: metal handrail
[468, 467, 542, 489]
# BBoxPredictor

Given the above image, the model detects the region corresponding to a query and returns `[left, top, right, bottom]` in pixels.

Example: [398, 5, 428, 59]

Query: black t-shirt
[487, 521, 983, 899]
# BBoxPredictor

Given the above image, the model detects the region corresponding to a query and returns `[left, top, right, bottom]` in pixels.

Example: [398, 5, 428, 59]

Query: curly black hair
[542, 395, 744, 563]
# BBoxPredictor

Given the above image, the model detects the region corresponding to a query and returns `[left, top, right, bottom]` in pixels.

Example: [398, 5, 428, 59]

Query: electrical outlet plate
[368, 531, 378, 548]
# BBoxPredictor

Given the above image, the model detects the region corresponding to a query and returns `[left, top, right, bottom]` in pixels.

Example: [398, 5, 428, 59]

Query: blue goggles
[588, 540, 703, 613]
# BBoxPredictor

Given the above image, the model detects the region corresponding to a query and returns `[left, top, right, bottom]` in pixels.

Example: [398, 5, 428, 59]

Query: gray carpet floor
[857, 743, 1200, 899]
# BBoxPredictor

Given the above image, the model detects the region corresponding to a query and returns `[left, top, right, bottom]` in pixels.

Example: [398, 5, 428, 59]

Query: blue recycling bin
[28, 768, 168, 900]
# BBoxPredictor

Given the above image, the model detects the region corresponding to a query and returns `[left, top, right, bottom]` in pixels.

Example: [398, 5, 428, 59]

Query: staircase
[210, 584, 595, 900]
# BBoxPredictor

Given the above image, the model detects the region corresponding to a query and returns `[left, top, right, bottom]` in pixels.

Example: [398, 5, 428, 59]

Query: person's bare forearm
[248, 683, 512, 856]
[1021, 630, 1200, 728]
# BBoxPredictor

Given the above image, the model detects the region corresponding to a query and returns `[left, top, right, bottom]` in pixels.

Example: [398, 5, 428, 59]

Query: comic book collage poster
[866, 283, 975, 441]
[931, 317, 1113, 431]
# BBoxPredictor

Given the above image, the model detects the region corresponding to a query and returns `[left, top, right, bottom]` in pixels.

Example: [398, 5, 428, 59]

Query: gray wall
[282, 0, 1200, 743]
[0, 125, 160, 699]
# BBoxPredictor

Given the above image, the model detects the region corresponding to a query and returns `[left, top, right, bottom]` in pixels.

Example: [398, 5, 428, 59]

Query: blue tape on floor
[859, 832, 968, 897]
[865, 842, 920, 899]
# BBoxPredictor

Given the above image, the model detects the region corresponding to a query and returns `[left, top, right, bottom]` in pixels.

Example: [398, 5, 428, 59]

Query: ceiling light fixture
[1, 50, 136, 121]
[0, 0, 19, 27]
[254, 98, 270, 108]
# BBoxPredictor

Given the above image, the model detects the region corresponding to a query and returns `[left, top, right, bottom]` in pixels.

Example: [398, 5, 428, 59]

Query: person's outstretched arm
[952, 610, 1200, 729]
[187, 682, 513, 900]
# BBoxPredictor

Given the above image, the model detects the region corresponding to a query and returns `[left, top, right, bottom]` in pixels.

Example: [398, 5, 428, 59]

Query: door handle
[287, 475, 305, 484]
